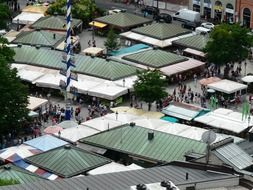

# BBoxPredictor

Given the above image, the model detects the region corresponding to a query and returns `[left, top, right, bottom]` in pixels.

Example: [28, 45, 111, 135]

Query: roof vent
[130, 122, 135, 127]
[4, 165, 11, 170]
[148, 130, 154, 140]
[53, 33, 56, 39]
[136, 184, 147, 190]
[186, 172, 189, 180]
[161, 181, 172, 188]
[106, 58, 110, 62]
[35, 45, 41, 49]
[153, 46, 158, 50]
[64, 144, 71, 149]
[210, 137, 234, 150]
[17, 43, 22, 48]
[91, 55, 95, 58]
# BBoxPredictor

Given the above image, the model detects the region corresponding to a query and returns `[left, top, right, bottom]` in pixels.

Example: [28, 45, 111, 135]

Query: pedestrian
[193, 73, 197, 87]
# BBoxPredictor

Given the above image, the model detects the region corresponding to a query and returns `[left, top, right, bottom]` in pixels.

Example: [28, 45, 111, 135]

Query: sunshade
[89, 21, 107, 28]
[0, 145, 41, 163]
[43, 126, 63, 135]
[241, 75, 253, 83]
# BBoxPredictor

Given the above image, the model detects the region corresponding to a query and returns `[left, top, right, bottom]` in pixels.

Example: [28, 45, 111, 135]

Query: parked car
[155, 13, 172, 23]
[173, 9, 200, 23]
[108, 8, 126, 15]
[141, 6, 159, 15]
[201, 22, 215, 29]
[181, 21, 200, 30]
[195, 26, 211, 35]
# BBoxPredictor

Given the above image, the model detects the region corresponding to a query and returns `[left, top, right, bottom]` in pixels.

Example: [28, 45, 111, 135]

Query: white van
[173, 9, 200, 23]
[195, 27, 211, 35]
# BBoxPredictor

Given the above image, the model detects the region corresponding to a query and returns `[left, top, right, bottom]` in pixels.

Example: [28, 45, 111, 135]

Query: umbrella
[241, 75, 253, 83]
[58, 120, 78, 129]
[141, 111, 164, 119]
[110, 106, 130, 113]
[207, 88, 215, 93]
[44, 125, 63, 135]
[0, 145, 41, 163]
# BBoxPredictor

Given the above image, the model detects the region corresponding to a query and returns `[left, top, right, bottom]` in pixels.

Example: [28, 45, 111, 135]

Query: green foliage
[0, 37, 29, 135]
[104, 28, 120, 52]
[0, 178, 19, 186]
[47, 0, 98, 25]
[204, 24, 253, 65]
[134, 69, 168, 110]
[0, 3, 11, 29]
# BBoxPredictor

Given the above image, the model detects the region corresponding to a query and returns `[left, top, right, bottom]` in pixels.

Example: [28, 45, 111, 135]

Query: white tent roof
[82, 47, 104, 56]
[132, 118, 169, 130]
[87, 162, 143, 175]
[194, 108, 253, 134]
[54, 125, 99, 142]
[113, 75, 138, 90]
[33, 72, 65, 89]
[160, 58, 205, 76]
[27, 96, 48, 110]
[120, 31, 194, 48]
[241, 75, 253, 83]
[87, 81, 128, 100]
[12, 12, 44, 25]
[81, 117, 123, 131]
[207, 79, 247, 94]
[104, 113, 141, 123]
[17, 69, 44, 83]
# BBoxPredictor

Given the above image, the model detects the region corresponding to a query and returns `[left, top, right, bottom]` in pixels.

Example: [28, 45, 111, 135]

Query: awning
[89, 21, 107, 28]
[183, 48, 206, 57]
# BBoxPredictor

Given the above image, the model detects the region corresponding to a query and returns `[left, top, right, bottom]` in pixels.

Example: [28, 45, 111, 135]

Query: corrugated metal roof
[13, 46, 141, 80]
[31, 16, 82, 30]
[132, 23, 191, 40]
[0, 164, 238, 190]
[25, 145, 111, 178]
[0, 164, 44, 184]
[237, 140, 253, 156]
[81, 125, 206, 163]
[122, 49, 188, 68]
[213, 143, 253, 170]
[172, 34, 209, 51]
[12, 30, 65, 48]
[95, 13, 151, 28]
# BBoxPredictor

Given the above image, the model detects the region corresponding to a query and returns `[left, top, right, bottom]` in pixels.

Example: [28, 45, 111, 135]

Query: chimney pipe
[148, 131, 154, 140]
[53, 33, 56, 39]
[186, 172, 189, 180]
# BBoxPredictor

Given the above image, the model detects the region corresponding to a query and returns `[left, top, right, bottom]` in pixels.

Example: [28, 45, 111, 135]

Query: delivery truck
[173, 9, 201, 23]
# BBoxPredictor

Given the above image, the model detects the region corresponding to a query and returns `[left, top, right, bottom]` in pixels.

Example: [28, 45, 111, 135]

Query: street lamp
[123, 78, 126, 87]
[248, 115, 251, 127]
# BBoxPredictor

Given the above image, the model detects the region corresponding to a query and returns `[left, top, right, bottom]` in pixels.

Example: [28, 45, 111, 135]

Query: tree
[47, 0, 99, 26]
[0, 179, 19, 186]
[133, 69, 168, 111]
[104, 28, 120, 53]
[0, 37, 29, 135]
[204, 23, 253, 66]
[0, 2, 11, 29]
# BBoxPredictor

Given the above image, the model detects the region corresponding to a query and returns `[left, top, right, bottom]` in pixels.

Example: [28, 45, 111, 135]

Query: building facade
[189, 0, 236, 23]
[236, 0, 253, 28]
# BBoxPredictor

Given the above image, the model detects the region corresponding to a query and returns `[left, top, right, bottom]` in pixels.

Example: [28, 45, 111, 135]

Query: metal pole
[65, 0, 72, 120]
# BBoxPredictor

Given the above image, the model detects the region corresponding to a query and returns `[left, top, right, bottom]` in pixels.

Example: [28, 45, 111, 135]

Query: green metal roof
[31, 15, 82, 31]
[81, 125, 207, 163]
[122, 49, 188, 68]
[172, 34, 209, 51]
[95, 13, 152, 29]
[0, 164, 44, 184]
[12, 30, 65, 48]
[25, 145, 111, 178]
[13, 46, 141, 80]
[132, 23, 191, 40]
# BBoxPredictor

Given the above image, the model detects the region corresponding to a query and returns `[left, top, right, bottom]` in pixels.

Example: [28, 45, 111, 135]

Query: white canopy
[87, 162, 143, 175]
[133, 118, 169, 129]
[241, 75, 253, 83]
[82, 117, 123, 131]
[82, 47, 104, 56]
[12, 12, 44, 25]
[194, 108, 253, 134]
[120, 31, 194, 48]
[160, 58, 205, 76]
[104, 112, 141, 123]
[17, 69, 44, 83]
[113, 75, 138, 90]
[54, 125, 99, 142]
[27, 96, 48, 110]
[87, 81, 128, 100]
[207, 79, 247, 94]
